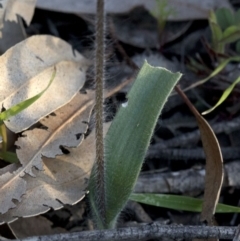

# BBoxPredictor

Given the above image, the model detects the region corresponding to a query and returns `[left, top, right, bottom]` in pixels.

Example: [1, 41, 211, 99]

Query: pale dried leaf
[0, 90, 95, 216]
[0, 0, 36, 36]
[4, 0, 36, 24]
[16, 90, 95, 176]
[0, 123, 111, 224]
[0, 34, 89, 133]
[36, 0, 232, 20]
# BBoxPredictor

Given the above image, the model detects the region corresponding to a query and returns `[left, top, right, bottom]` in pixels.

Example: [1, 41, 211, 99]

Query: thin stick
[95, 0, 106, 223]
[5, 224, 237, 241]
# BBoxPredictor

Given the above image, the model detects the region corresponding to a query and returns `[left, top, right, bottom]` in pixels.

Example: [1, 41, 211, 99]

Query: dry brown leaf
[36, 0, 232, 20]
[16, 90, 95, 177]
[0, 89, 95, 216]
[0, 122, 111, 224]
[0, 34, 89, 133]
[0, 0, 36, 37]
[9, 216, 66, 239]
[175, 86, 223, 225]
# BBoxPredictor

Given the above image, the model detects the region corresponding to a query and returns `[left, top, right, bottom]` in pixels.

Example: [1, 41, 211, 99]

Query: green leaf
[184, 56, 240, 91]
[0, 121, 7, 152]
[215, 8, 234, 31]
[0, 67, 56, 121]
[208, 11, 223, 53]
[220, 25, 240, 45]
[235, 9, 240, 26]
[202, 75, 240, 115]
[0, 151, 18, 163]
[89, 61, 181, 228]
[209, 20, 223, 43]
[130, 193, 240, 213]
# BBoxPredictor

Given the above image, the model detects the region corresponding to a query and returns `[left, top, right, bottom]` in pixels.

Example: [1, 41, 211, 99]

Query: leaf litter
[0, 0, 36, 37]
[0, 34, 90, 133]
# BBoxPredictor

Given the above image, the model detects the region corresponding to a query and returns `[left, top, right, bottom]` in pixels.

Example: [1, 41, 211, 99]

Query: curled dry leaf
[0, 34, 89, 133]
[175, 86, 223, 225]
[0, 123, 111, 224]
[0, 89, 95, 217]
[36, 0, 232, 20]
[0, 0, 36, 36]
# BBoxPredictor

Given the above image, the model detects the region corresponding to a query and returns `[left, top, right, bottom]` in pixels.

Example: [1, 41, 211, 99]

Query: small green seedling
[209, 8, 240, 54]
[0, 68, 56, 163]
[150, 0, 176, 45]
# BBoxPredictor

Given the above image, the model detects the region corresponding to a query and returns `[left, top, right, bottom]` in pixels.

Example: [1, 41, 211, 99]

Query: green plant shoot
[0, 67, 56, 163]
[89, 61, 181, 229]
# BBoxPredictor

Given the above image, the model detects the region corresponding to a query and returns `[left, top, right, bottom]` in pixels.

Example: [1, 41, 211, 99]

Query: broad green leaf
[130, 193, 240, 213]
[202, 75, 240, 115]
[215, 8, 234, 31]
[0, 68, 56, 122]
[89, 61, 181, 228]
[220, 25, 240, 45]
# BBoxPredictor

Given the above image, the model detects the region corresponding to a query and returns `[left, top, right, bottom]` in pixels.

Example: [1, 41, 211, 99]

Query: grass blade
[130, 193, 240, 213]
[202, 75, 240, 115]
[0, 67, 56, 121]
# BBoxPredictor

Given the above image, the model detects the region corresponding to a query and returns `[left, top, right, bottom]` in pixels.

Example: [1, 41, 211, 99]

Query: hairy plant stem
[94, 0, 106, 225]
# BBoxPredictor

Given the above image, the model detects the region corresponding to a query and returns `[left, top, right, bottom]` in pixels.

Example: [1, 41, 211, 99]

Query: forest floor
[1, 1, 240, 240]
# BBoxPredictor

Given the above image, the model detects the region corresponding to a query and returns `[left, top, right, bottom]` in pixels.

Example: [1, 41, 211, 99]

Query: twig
[2, 223, 236, 241]
[134, 161, 240, 194]
[154, 116, 240, 149]
[147, 147, 240, 161]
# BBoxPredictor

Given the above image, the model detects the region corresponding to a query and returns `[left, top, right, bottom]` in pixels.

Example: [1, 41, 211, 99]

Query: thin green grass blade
[0, 67, 56, 121]
[183, 56, 240, 92]
[0, 121, 7, 152]
[89, 61, 182, 229]
[130, 193, 240, 213]
[202, 75, 240, 115]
